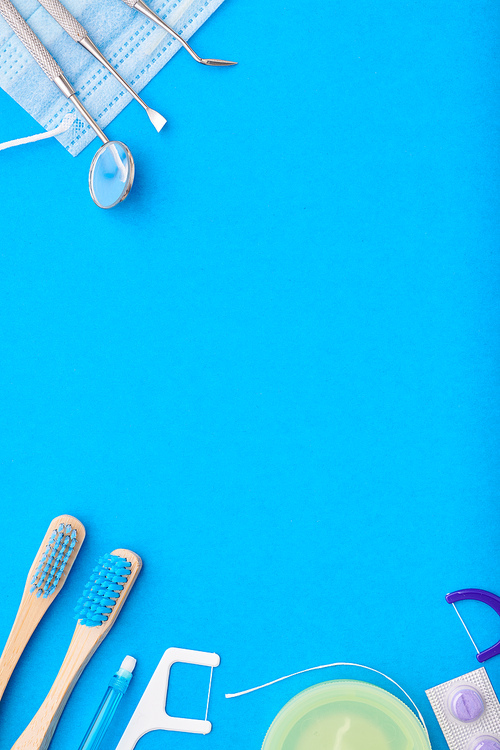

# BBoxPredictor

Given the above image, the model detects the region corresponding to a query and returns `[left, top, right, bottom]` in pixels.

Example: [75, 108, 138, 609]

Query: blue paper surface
[0, 2, 499, 749]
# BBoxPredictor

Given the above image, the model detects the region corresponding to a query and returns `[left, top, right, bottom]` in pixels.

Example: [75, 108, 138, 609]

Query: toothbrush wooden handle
[9, 625, 101, 750]
[0, 596, 52, 701]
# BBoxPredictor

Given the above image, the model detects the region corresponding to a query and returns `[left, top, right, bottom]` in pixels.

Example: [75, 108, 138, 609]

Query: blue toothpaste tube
[78, 656, 136, 750]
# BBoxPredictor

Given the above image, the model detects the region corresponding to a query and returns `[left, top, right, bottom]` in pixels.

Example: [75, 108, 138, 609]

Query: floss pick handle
[446, 588, 500, 662]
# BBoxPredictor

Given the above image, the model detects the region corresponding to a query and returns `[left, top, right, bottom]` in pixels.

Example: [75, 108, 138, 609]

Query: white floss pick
[426, 668, 500, 750]
[115, 647, 220, 750]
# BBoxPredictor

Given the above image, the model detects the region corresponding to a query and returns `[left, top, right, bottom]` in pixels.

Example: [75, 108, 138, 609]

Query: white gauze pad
[426, 668, 500, 750]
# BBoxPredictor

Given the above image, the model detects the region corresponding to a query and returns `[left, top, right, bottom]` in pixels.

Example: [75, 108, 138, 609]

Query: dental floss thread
[426, 668, 500, 750]
[225, 660, 430, 739]
[0, 112, 75, 149]
[452, 602, 482, 656]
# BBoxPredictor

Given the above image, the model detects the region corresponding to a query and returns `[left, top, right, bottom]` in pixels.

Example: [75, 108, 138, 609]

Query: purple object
[446, 589, 500, 663]
[471, 738, 500, 750]
[448, 687, 484, 722]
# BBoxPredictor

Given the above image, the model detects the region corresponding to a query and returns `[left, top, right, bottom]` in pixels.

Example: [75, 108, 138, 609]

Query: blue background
[0, 1, 499, 749]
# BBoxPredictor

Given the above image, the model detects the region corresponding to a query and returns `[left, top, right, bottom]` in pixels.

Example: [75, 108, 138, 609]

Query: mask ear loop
[0, 113, 75, 151]
[225, 661, 430, 742]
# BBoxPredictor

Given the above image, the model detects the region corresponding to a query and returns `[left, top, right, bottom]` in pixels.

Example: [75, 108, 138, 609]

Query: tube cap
[121, 656, 137, 673]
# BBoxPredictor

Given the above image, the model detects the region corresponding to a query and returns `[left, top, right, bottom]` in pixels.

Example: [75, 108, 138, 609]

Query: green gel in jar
[262, 680, 431, 750]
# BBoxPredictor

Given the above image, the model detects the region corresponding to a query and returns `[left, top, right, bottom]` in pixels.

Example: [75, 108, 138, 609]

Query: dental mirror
[89, 140, 135, 209]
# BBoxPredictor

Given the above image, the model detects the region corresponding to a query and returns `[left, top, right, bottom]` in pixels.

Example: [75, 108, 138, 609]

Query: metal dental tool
[0, 0, 135, 208]
[118, 0, 237, 67]
[35, 0, 167, 132]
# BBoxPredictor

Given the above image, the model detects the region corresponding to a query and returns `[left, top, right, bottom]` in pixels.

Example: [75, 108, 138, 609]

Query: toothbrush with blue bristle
[10, 549, 142, 750]
[0, 515, 86, 703]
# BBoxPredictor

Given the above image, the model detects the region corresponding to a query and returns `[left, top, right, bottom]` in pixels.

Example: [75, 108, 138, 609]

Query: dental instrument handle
[36, 0, 87, 41]
[79, 36, 149, 106]
[78, 656, 136, 750]
[65, 86, 108, 143]
[0, 0, 64, 80]
[0, 0, 108, 143]
[34, 0, 166, 130]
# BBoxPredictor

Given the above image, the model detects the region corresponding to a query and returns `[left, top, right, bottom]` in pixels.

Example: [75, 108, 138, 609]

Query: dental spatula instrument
[35, 0, 166, 132]
[118, 0, 237, 67]
[0, 0, 135, 208]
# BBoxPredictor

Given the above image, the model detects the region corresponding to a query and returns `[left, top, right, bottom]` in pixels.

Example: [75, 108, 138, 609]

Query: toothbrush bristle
[30, 523, 78, 598]
[74, 553, 132, 627]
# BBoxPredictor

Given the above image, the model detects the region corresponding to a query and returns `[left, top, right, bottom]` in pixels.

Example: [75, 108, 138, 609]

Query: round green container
[261, 680, 432, 750]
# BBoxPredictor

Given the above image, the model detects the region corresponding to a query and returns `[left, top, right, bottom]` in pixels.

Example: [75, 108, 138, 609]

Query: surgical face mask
[0, 0, 225, 156]
[426, 668, 500, 750]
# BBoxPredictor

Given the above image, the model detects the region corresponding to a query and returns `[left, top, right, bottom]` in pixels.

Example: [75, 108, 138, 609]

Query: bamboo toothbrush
[10, 549, 142, 750]
[0, 514, 86, 703]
